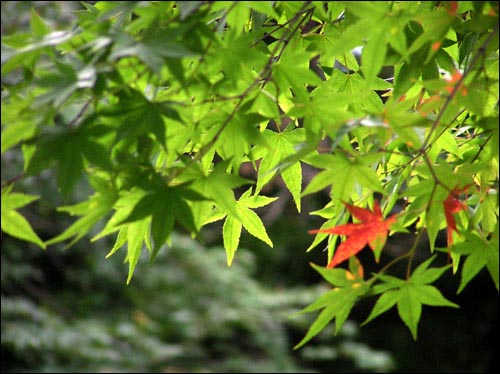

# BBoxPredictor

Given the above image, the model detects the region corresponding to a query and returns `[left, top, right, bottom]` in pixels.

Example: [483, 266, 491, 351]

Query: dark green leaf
[57, 142, 84, 199]
[294, 303, 339, 349]
[122, 193, 162, 224]
[151, 200, 174, 260]
[45, 194, 115, 247]
[81, 140, 113, 170]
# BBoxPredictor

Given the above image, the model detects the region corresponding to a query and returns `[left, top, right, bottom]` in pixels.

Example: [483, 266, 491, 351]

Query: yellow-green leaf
[237, 205, 273, 248]
[1, 208, 45, 249]
[223, 214, 242, 266]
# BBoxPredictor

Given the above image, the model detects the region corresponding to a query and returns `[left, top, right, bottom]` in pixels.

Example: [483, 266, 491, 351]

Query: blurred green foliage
[2, 231, 395, 372]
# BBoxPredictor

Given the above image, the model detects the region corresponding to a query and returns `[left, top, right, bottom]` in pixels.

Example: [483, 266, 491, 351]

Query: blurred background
[1, 2, 497, 373]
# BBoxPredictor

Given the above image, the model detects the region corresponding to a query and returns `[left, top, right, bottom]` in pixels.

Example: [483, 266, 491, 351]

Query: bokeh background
[1, 2, 498, 372]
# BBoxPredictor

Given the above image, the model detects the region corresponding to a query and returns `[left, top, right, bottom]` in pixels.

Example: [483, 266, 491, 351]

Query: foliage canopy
[2, 1, 498, 346]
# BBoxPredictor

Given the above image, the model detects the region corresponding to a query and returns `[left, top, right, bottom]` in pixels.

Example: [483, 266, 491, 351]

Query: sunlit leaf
[397, 285, 421, 340]
[1, 192, 45, 249]
[223, 214, 242, 266]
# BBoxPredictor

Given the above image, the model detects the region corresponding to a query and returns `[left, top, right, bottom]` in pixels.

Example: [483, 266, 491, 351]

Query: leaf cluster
[1, 1, 498, 346]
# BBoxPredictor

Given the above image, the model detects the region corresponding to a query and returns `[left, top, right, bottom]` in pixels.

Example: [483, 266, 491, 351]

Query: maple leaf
[444, 69, 468, 96]
[444, 185, 470, 247]
[309, 201, 397, 268]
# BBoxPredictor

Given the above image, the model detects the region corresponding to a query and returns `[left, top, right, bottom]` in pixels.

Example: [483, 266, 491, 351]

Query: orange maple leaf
[445, 69, 468, 96]
[309, 201, 397, 268]
[444, 185, 470, 247]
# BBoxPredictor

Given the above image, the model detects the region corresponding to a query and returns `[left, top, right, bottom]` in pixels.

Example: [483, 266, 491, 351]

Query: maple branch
[170, 2, 314, 180]
[1, 172, 26, 189]
[365, 228, 427, 286]
[470, 131, 495, 164]
[420, 21, 499, 152]
[68, 98, 93, 129]
[423, 155, 448, 190]
[405, 229, 427, 279]
[432, 108, 467, 145]
[249, 4, 313, 48]
[371, 251, 413, 282]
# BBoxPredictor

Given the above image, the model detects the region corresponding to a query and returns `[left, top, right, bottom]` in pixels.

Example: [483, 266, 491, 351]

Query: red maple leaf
[445, 1, 459, 16]
[444, 185, 470, 247]
[309, 201, 397, 268]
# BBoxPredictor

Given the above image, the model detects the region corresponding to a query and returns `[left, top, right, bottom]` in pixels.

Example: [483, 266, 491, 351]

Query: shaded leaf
[397, 285, 421, 340]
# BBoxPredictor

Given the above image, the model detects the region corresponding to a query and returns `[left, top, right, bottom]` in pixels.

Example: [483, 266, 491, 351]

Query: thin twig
[249, 4, 313, 48]
[405, 228, 426, 279]
[423, 154, 448, 190]
[68, 98, 93, 128]
[1, 173, 26, 189]
[470, 132, 495, 164]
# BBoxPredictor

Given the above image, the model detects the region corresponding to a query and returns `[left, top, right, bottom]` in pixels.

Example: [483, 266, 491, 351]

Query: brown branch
[470, 132, 495, 164]
[422, 154, 448, 190]
[1, 173, 26, 189]
[250, 3, 314, 48]
[68, 98, 93, 128]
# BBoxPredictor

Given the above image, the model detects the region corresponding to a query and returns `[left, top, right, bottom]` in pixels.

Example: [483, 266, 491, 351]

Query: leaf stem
[365, 227, 426, 286]
[1, 173, 26, 189]
[405, 228, 426, 279]
[68, 98, 93, 128]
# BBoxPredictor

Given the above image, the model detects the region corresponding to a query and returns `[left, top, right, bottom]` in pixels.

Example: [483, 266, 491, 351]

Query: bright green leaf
[362, 22, 388, 85]
[106, 226, 128, 259]
[223, 214, 242, 266]
[30, 8, 50, 36]
[397, 285, 422, 340]
[1, 118, 38, 154]
[236, 205, 273, 247]
[311, 263, 354, 287]
[2, 192, 40, 210]
[126, 218, 149, 284]
[362, 289, 399, 325]
[293, 303, 338, 350]
[151, 200, 174, 260]
[413, 284, 459, 308]
[1, 207, 45, 249]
